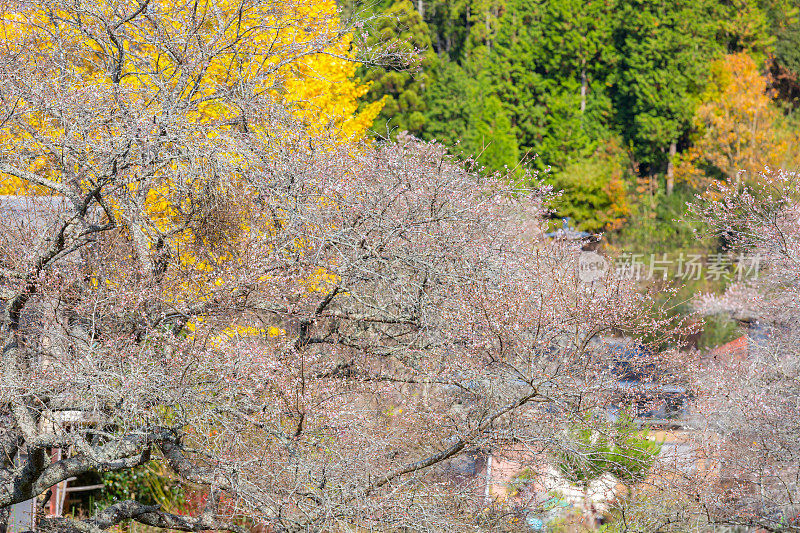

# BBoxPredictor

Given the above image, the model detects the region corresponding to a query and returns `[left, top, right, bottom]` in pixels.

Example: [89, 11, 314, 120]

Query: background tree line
[346, 0, 800, 249]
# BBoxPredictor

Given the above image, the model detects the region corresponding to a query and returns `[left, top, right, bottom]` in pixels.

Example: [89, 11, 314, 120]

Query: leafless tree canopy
[0, 0, 677, 531]
[686, 173, 800, 532]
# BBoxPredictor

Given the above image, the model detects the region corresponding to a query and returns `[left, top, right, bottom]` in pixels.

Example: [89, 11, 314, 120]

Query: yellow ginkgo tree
[0, 0, 382, 196]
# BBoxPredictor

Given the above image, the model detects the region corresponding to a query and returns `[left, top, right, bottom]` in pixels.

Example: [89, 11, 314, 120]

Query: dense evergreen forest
[345, 0, 800, 253]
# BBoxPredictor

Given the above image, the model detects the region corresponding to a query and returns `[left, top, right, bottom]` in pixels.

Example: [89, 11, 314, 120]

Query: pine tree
[612, 0, 723, 194]
[360, 0, 434, 137]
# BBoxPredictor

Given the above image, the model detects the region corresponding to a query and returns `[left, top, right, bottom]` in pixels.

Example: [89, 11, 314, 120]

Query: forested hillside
[347, 0, 800, 247]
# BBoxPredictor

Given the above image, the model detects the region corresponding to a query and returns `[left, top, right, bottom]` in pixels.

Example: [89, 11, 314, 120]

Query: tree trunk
[0, 506, 8, 533]
[485, 11, 492, 53]
[483, 455, 493, 505]
[580, 65, 587, 114]
[666, 141, 676, 196]
[648, 165, 657, 208]
[583, 485, 595, 529]
[464, 6, 470, 52]
[417, 0, 423, 18]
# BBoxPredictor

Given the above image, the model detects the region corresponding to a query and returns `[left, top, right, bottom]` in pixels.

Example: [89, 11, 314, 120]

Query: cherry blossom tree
[0, 0, 679, 531]
[687, 171, 800, 532]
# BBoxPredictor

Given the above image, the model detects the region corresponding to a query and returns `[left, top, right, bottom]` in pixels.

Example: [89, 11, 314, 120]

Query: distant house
[602, 339, 691, 427]
[708, 335, 749, 364]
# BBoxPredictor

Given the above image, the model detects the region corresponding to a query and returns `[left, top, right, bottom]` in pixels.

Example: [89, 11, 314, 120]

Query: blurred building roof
[544, 218, 591, 240]
[708, 335, 749, 364]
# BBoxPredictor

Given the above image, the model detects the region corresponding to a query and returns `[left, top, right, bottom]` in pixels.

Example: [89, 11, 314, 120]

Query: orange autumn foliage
[674, 53, 800, 189]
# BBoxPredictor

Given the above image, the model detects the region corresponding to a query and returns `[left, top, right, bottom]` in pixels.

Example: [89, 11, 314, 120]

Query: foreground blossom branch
[684, 171, 800, 532]
[0, 0, 680, 531]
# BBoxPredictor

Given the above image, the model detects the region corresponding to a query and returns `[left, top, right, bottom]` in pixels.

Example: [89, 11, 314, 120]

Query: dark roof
[605, 341, 659, 382]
